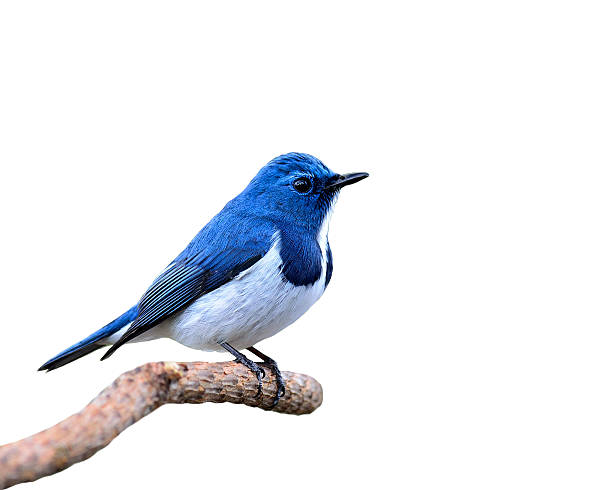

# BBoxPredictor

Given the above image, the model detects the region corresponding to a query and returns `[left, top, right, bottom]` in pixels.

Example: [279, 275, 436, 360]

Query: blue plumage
[41, 306, 138, 370]
[40, 152, 368, 401]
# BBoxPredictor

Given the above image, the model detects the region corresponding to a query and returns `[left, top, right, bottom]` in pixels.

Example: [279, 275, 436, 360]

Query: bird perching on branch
[39, 153, 368, 406]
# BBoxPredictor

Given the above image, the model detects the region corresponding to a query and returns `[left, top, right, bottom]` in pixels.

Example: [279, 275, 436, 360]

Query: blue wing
[101, 206, 275, 359]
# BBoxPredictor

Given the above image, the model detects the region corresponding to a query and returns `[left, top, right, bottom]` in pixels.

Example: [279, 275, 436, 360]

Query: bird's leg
[219, 342, 265, 398]
[247, 346, 286, 407]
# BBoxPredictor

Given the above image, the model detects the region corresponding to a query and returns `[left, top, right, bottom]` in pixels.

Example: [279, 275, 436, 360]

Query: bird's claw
[258, 361, 286, 408]
[254, 365, 266, 398]
[271, 376, 286, 407]
[233, 356, 266, 398]
[225, 344, 286, 407]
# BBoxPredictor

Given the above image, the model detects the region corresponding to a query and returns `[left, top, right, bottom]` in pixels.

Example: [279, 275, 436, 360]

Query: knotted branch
[0, 361, 323, 489]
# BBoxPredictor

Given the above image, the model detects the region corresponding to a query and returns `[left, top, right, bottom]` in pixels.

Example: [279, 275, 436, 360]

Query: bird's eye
[292, 177, 313, 194]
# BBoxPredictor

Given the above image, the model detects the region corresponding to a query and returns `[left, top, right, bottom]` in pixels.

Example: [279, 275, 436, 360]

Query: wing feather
[101, 249, 264, 360]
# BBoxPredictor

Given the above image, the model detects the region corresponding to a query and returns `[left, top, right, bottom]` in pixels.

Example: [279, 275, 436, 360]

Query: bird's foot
[219, 342, 266, 397]
[257, 359, 286, 407]
[247, 346, 286, 408]
[234, 355, 266, 398]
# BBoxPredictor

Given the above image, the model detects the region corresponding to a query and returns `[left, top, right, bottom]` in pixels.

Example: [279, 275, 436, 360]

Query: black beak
[326, 172, 369, 190]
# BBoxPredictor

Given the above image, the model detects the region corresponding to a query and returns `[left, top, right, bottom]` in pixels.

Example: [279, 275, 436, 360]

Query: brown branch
[0, 361, 323, 489]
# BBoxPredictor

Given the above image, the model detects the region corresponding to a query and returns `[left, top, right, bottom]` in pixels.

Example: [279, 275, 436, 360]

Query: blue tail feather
[39, 306, 138, 371]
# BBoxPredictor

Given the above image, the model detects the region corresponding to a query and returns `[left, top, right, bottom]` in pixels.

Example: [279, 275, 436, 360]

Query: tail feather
[39, 343, 106, 371]
[39, 305, 138, 372]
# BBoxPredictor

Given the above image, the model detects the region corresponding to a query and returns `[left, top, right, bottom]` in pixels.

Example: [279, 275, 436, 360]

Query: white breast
[150, 233, 328, 351]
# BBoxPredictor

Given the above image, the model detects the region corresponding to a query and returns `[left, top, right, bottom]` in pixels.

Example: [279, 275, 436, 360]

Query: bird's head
[240, 152, 368, 232]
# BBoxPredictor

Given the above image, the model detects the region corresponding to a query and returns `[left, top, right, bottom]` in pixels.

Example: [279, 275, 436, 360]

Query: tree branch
[0, 361, 323, 489]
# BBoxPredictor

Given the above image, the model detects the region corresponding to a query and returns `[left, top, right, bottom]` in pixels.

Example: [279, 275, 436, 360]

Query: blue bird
[39, 153, 368, 404]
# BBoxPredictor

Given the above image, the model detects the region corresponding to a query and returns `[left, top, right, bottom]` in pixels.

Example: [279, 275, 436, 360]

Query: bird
[39, 152, 368, 405]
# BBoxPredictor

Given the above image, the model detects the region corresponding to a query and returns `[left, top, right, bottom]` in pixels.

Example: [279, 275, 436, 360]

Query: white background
[1, 1, 611, 489]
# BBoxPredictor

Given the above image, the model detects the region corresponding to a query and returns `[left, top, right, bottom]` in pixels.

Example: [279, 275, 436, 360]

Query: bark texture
[0, 361, 323, 489]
